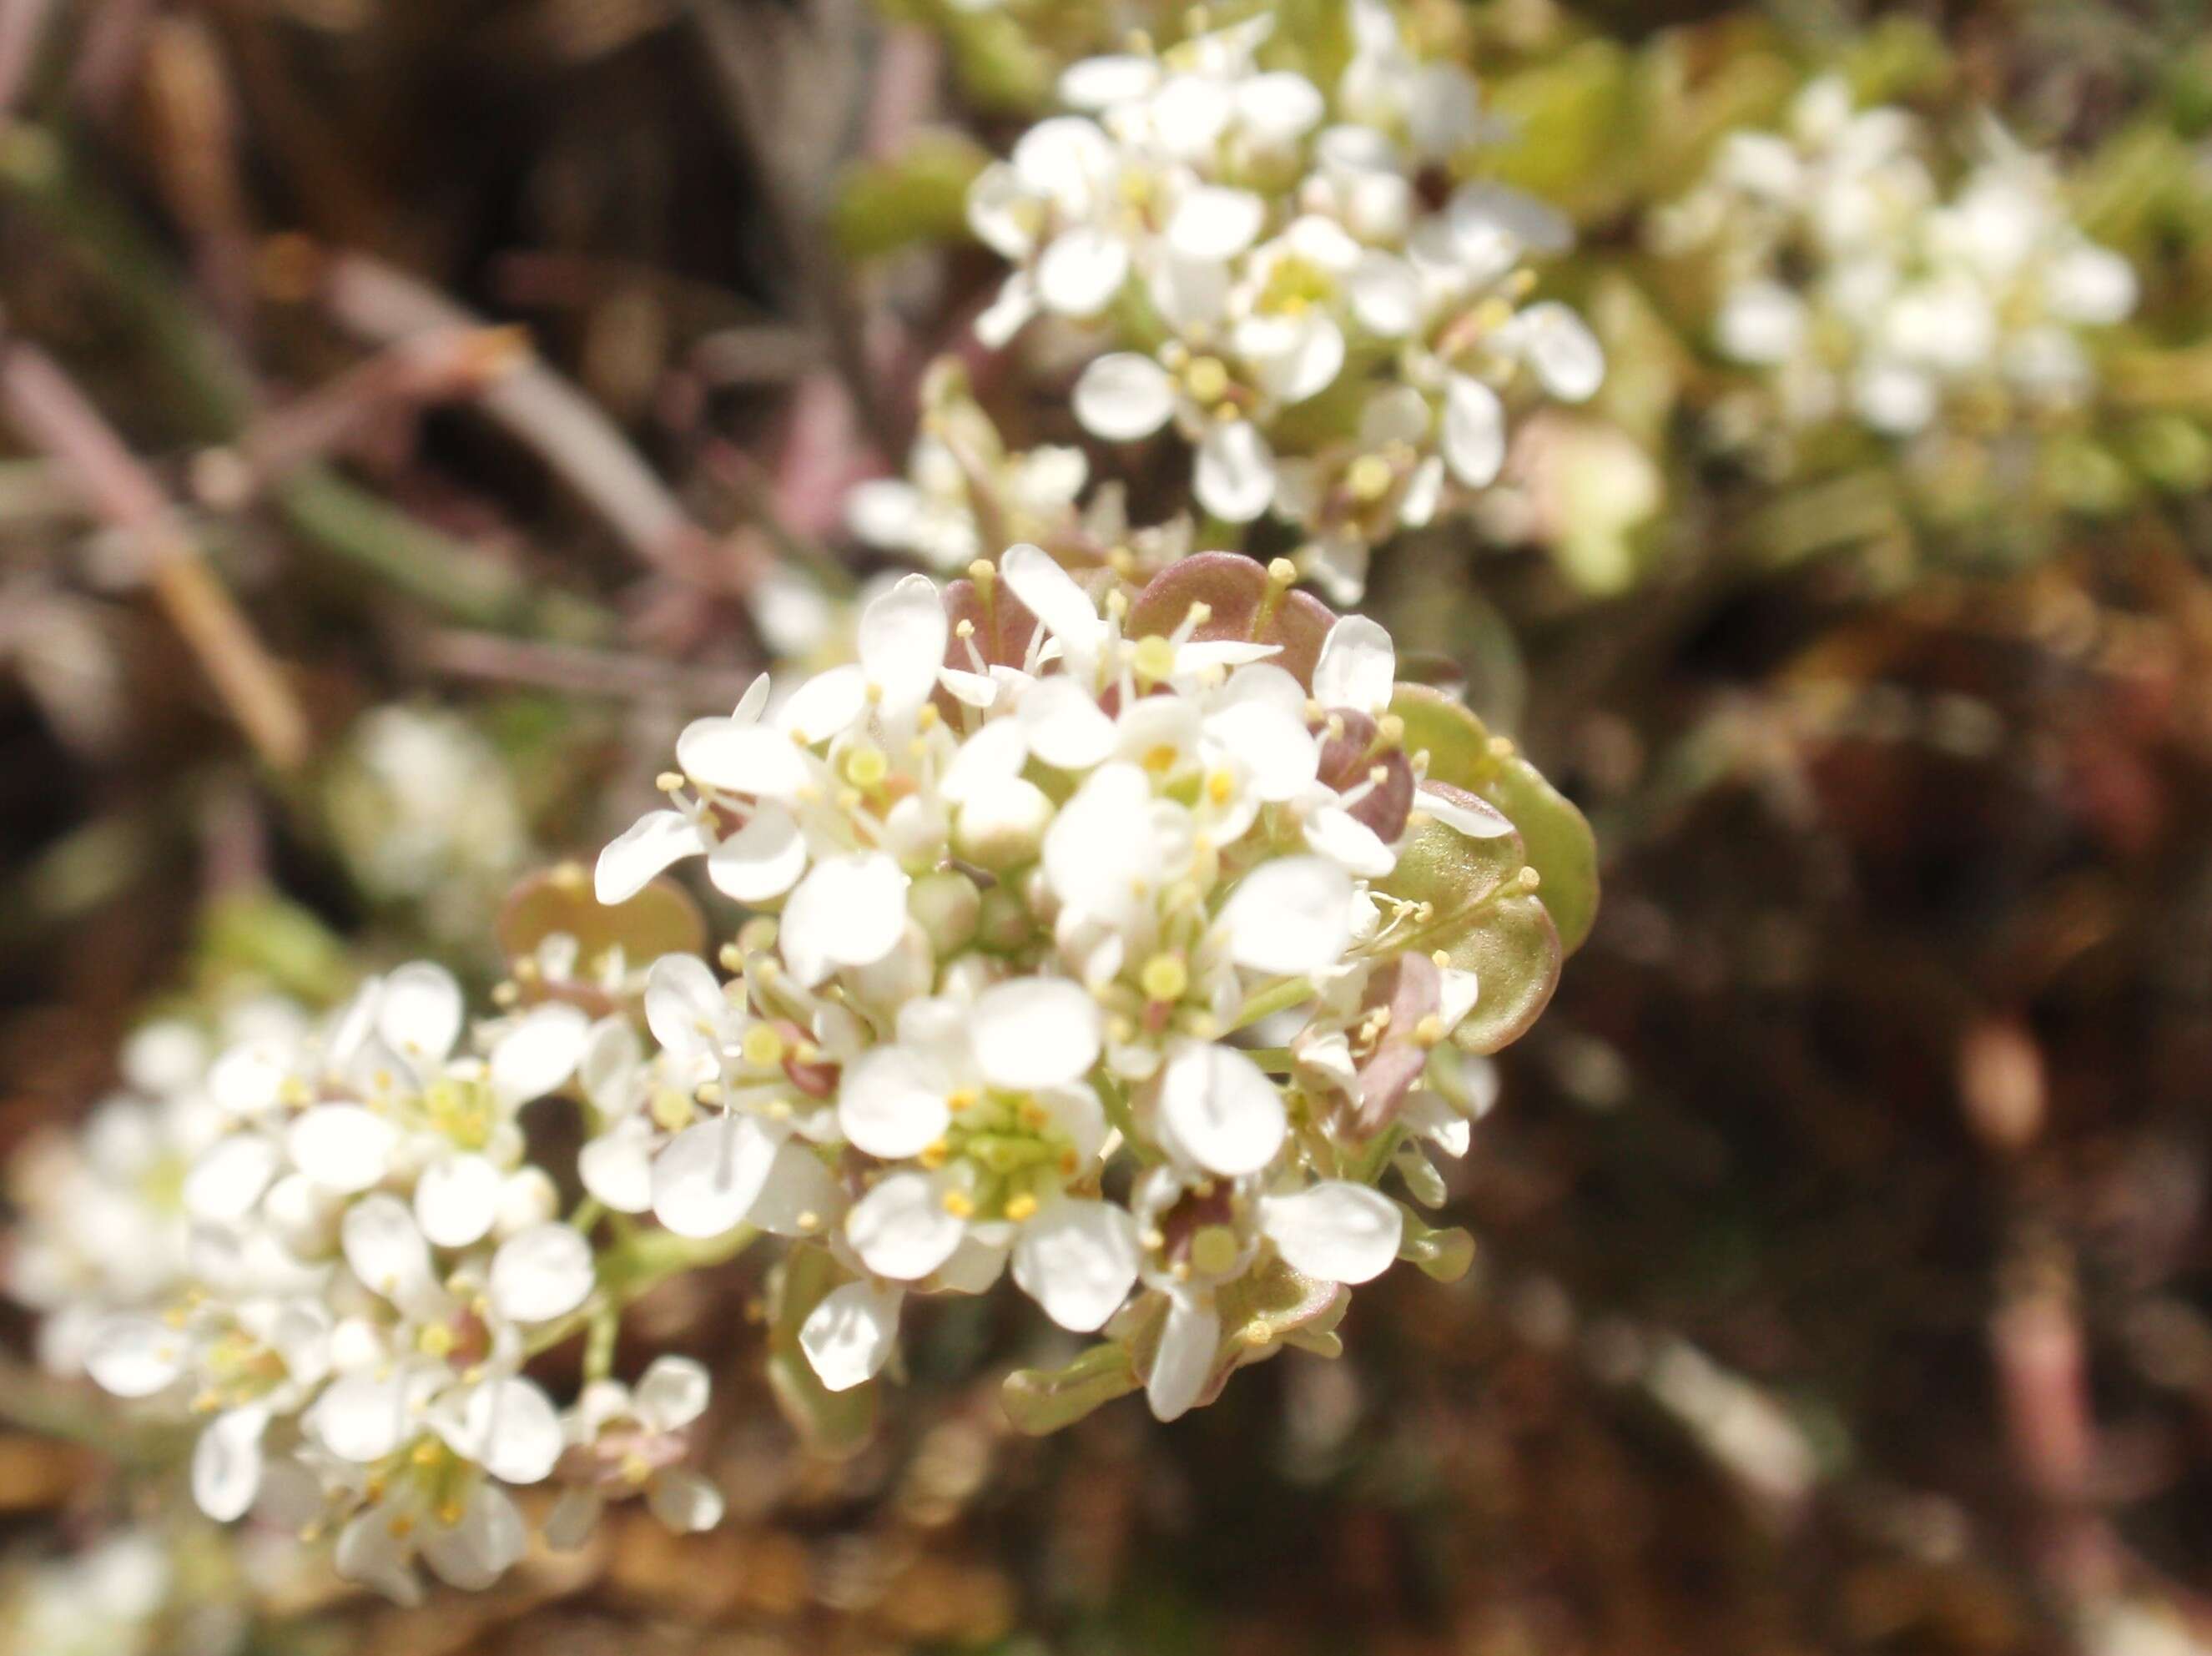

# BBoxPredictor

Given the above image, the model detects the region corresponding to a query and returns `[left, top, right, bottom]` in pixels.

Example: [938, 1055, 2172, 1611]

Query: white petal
[1306, 804, 1396, 877]
[1058, 53, 1159, 109]
[1001, 542, 1106, 656]
[974, 271, 1037, 349]
[846, 1171, 965, 1281]
[595, 810, 710, 904]
[653, 1116, 777, 1238]
[1508, 301, 1604, 401]
[287, 1104, 396, 1195]
[184, 1133, 280, 1224]
[777, 663, 869, 743]
[1073, 353, 1176, 441]
[1168, 185, 1266, 260]
[647, 1468, 725, 1533]
[544, 1487, 605, 1552]
[1418, 784, 1514, 838]
[1348, 250, 1421, 336]
[423, 1484, 527, 1588]
[1146, 1291, 1220, 1422]
[453, 1379, 564, 1485]
[634, 1355, 713, 1431]
[206, 1037, 291, 1116]
[192, 1406, 268, 1522]
[938, 714, 1029, 804]
[1156, 1039, 1287, 1176]
[1010, 1198, 1140, 1331]
[839, 1046, 952, 1159]
[747, 1140, 845, 1237]
[309, 1372, 411, 1464]
[799, 1279, 902, 1392]
[778, 853, 911, 988]
[643, 952, 727, 1065]
[376, 962, 462, 1065]
[1037, 226, 1131, 317]
[1202, 701, 1317, 802]
[1442, 374, 1506, 487]
[489, 1223, 595, 1324]
[1240, 312, 1345, 402]
[1194, 421, 1275, 523]
[1018, 676, 1116, 769]
[490, 1002, 589, 1107]
[707, 803, 808, 903]
[84, 1315, 183, 1397]
[676, 717, 813, 801]
[1217, 856, 1354, 974]
[1313, 614, 1396, 713]
[859, 572, 950, 716]
[415, 1152, 503, 1249]
[335, 1506, 421, 1605]
[1259, 1180, 1403, 1283]
[342, 1192, 436, 1305]
[972, 978, 1101, 1090]
[579, 1126, 655, 1214]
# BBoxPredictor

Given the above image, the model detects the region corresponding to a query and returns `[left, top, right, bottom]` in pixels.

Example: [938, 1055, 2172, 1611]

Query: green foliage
[832, 132, 991, 261]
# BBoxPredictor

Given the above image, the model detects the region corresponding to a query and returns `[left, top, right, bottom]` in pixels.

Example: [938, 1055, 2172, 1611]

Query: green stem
[1230, 975, 1314, 1033]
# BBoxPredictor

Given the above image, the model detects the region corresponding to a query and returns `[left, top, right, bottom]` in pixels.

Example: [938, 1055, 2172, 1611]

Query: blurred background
[4, 0, 2212, 1651]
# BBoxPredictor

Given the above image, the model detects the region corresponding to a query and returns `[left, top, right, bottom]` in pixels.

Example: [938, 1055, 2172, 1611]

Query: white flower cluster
[70, 964, 718, 1604]
[965, 1, 1602, 599]
[6, 1001, 306, 1379]
[1658, 76, 2137, 439]
[596, 547, 1506, 1420]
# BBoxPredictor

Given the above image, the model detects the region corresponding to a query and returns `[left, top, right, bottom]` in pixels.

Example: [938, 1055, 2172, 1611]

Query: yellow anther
[919, 1140, 950, 1170]
[1207, 768, 1235, 804]
[1003, 1192, 1040, 1223]
[1375, 714, 1404, 748]
[436, 1500, 466, 1528]
[1108, 1017, 1137, 1044]
[836, 787, 862, 813]
[1186, 355, 1230, 405]
[411, 1440, 443, 1467]
[1519, 866, 1542, 890]
[795, 1210, 820, 1233]
[1266, 556, 1298, 586]
[741, 1024, 788, 1068]
[656, 771, 685, 793]
[1414, 1014, 1448, 1048]
[1185, 1012, 1219, 1040]
[864, 682, 885, 705]
[916, 702, 941, 730]
[388, 1516, 416, 1540]
[621, 1452, 654, 1486]
[1018, 1099, 1049, 1130]
[1143, 742, 1182, 774]
[942, 1190, 976, 1218]
[695, 1080, 724, 1105]
[552, 860, 588, 892]
[967, 559, 995, 586]
[1347, 452, 1393, 502]
[1141, 953, 1191, 1003]
[417, 1324, 456, 1359]
[1431, 949, 1451, 967]
[651, 1090, 696, 1132]
[719, 943, 745, 972]
[1241, 1321, 1274, 1347]
[947, 1088, 980, 1114]
[491, 981, 519, 1009]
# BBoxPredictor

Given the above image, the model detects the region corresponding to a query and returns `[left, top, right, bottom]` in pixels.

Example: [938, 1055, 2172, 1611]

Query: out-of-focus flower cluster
[595, 548, 1553, 1421]
[1655, 75, 2137, 449]
[947, 2, 1602, 599]
[60, 965, 720, 1604]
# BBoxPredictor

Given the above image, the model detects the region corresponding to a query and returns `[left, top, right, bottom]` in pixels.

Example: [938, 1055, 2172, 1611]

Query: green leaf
[831, 132, 990, 262]
[1001, 1341, 1141, 1436]
[1393, 685, 1600, 954]
[764, 1246, 877, 1457]
[1378, 808, 1563, 1055]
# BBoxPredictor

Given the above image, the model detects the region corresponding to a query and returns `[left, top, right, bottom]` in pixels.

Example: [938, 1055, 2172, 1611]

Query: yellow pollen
[621, 1452, 654, 1486]
[1241, 1322, 1274, 1347]
[718, 943, 744, 972]
[918, 1140, 950, 1170]
[656, 771, 684, 793]
[695, 1080, 724, 1105]
[1414, 1014, 1448, 1047]
[1141, 953, 1190, 1003]
[1266, 556, 1297, 586]
[436, 1500, 465, 1528]
[941, 1190, 976, 1218]
[948, 1087, 980, 1113]
[411, 1440, 443, 1467]
[1206, 768, 1235, 804]
[1376, 714, 1404, 747]
[741, 1024, 788, 1068]
[917, 702, 941, 730]
[955, 618, 976, 639]
[1004, 1192, 1040, 1222]
[1144, 742, 1182, 774]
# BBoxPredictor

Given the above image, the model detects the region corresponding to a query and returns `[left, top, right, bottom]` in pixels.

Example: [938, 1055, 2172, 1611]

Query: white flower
[546, 1356, 724, 1547]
